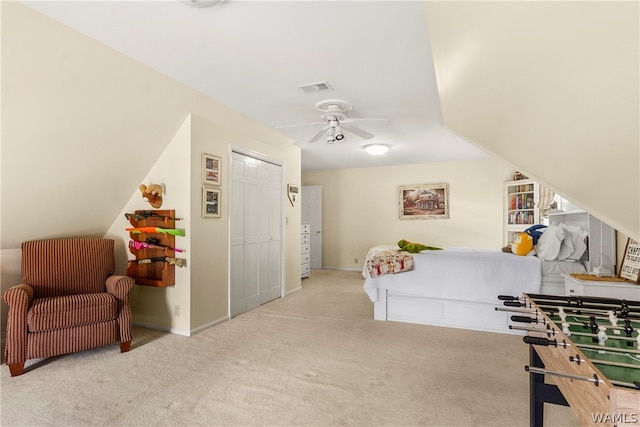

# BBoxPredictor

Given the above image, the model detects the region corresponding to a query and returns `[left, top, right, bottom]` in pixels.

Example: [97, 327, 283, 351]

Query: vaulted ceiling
[7, 1, 639, 241]
[21, 0, 488, 171]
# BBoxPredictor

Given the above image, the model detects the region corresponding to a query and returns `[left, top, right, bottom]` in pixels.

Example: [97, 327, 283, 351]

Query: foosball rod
[562, 329, 637, 343]
[509, 324, 557, 336]
[502, 298, 640, 320]
[570, 353, 640, 370]
[542, 306, 640, 322]
[497, 302, 640, 326]
[535, 303, 640, 319]
[506, 307, 634, 332]
[502, 294, 640, 314]
[512, 324, 638, 344]
[530, 296, 637, 310]
[523, 336, 640, 355]
[525, 293, 640, 310]
[526, 365, 640, 389]
[542, 317, 631, 334]
[524, 366, 604, 386]
[547, 315, 636, 332]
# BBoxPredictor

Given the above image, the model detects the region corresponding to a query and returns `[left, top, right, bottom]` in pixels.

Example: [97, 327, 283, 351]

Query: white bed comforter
[363, 247, 542, 304]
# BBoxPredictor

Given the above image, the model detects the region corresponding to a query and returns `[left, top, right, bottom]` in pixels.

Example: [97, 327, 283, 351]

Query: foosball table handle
[511, 315, 538, 324]
[523, 336, 559, 347]
[503, 301, 524, 307]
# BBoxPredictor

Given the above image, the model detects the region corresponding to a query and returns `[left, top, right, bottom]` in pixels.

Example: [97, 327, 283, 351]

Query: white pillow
[536, 225, 564, 260]
[559, 224, 588, 260]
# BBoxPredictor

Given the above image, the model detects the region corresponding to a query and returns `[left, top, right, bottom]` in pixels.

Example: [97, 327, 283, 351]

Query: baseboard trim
[133, 321, 190, 336]
[286, 286, 302, 295]
[319, 267, 362, 273]
[191, 316, 229, 335]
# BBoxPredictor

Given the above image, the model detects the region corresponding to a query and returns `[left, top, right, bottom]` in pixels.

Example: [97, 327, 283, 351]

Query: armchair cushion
[27, 293, 118, 333]
[21, 238, 115, 297]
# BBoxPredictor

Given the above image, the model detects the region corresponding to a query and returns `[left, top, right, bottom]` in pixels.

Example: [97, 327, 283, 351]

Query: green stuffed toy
[398, 239, 442, 253]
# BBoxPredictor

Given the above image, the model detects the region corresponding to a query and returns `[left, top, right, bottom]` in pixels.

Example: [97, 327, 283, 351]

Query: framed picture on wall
[202, 153, 221, 186]
[398, 183, 449, 220]
[619, 238, 640, 283]
[202, 186, 221, 218]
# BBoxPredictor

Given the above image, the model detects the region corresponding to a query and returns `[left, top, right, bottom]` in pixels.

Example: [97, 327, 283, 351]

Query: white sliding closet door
[230, 152, 282, 318]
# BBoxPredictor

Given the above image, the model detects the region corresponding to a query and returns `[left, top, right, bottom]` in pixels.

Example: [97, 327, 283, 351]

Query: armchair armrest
[105, 275, 135, 345]
[2, 283, 34, 366]
[105, 275, 135, 299]
[2, 283, 34, 307]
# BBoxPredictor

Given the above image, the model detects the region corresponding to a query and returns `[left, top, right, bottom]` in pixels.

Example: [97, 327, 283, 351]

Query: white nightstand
[564, 274, 640, 301]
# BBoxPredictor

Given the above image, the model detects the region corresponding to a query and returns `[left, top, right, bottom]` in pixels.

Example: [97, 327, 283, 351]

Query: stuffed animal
[510, 232, 533, 256]
[139, 184, 163, 209]
[397, 239, 442, 253]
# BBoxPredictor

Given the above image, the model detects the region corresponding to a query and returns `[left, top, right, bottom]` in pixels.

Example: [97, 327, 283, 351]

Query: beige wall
[302, 158, 514, 270]
[424, 1, 639, 241]
[1, 3, 301, 338]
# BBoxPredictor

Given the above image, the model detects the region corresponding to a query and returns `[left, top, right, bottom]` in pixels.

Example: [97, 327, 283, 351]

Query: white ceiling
[22, 0, 488, 171]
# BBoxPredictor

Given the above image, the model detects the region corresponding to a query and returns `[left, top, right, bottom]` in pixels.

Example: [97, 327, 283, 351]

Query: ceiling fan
[276, 99, 384, 144]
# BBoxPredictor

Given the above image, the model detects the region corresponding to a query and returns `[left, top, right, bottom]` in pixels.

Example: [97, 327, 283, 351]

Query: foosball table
[498, 293, 640, 426]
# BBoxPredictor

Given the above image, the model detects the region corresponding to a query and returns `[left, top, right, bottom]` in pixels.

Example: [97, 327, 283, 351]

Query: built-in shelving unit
[504, 179, 540, 245]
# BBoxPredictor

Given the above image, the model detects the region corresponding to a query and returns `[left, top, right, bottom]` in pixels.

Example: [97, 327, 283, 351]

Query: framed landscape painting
[399, 183, 449, 220]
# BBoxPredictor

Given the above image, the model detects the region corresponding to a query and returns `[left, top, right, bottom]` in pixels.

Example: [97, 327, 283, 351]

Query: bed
[362, 245, 587, 334]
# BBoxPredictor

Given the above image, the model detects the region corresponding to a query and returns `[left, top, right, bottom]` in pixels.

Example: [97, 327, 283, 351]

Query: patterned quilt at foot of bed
[367, 249, 414, 278]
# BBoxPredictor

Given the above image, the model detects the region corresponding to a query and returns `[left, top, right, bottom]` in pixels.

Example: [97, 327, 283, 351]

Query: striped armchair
[2, 238, 134, 376]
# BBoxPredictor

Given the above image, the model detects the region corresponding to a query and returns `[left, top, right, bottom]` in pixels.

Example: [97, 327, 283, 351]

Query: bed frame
[373, 290, 519, 335]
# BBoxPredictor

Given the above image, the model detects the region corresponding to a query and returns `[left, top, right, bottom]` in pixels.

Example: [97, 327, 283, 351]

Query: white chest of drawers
[301, 222, 310, 278]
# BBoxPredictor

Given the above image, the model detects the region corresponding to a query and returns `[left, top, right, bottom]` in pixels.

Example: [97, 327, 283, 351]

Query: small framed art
[202, 153, 221, 186]
[619, 238, 640, 283]
[398, 183, 449, 220]
[202, 186, 221, 218]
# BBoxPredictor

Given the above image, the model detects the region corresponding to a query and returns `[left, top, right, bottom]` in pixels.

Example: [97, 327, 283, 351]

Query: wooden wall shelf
[126, 209, 178, 287]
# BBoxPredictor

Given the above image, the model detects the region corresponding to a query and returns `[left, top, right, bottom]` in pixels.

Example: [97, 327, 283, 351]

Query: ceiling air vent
[297, 81, 332, 94]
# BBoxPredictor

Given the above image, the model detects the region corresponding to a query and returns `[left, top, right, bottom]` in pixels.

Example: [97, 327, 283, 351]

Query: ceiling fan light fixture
[365, 144, 389, 155]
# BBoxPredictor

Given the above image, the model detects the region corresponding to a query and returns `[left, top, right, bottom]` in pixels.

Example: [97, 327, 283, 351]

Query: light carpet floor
[1, 269, 580, 426]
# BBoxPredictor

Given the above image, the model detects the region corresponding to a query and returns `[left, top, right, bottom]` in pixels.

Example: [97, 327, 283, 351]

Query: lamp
[364, 144, 389, 155]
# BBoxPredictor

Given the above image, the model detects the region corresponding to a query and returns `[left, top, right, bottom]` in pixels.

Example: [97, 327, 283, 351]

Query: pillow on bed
[557, 224, 588, 261]
[535, 225, 564, 260]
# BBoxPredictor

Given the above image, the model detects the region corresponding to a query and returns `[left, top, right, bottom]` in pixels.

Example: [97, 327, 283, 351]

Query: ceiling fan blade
[308, 127, 327, 143]
[348, 118, 389, 124]
[275, 121, 325, 129]
[342, 124, 374, 140]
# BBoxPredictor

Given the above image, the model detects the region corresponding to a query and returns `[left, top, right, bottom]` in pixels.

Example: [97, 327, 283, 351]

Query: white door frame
[228, 145, 285, 317]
